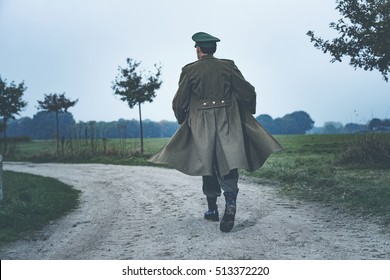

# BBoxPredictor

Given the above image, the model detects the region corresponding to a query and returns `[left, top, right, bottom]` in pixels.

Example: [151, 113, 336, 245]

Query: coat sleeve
[172, 69, 191, 124]
[231, 64, 257, 114]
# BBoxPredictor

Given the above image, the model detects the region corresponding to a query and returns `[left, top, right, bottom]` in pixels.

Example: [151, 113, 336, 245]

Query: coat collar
[200, 54, 215, 60]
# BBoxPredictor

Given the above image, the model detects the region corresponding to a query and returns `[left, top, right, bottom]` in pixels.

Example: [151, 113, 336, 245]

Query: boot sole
[220, 205, 236, 232]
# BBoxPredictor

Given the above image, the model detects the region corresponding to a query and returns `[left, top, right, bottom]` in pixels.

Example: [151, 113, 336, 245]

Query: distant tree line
[309, 119, 390, 135]
[3, 110, 316, 140]
[256, 111, 315, 135]
[3, 110, 389, 141]
[4, 111, 179, 140]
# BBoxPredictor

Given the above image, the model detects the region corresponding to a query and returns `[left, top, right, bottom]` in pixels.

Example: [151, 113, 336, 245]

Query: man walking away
[149, 32, 283, 232]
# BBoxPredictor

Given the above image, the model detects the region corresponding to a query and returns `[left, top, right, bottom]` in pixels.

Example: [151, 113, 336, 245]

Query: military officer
[149, 32, 282, 232]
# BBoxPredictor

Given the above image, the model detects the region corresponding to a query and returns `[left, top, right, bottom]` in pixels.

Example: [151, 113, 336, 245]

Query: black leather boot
[204, 197, 219, 221]
[220, 191, 238, 232]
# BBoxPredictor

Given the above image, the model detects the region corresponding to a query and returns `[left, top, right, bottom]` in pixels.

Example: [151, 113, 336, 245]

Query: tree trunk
[2, 118, 7, 155]
[138, 102, 144, 156]
[0, 154, 3, 201]
[56, 111, 60, 154]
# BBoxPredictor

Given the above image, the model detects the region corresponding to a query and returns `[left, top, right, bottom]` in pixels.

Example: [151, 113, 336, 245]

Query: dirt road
[1, 162, 390, 260]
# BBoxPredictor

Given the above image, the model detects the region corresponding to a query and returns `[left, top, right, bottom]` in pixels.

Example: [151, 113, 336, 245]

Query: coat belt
[197, 98, 231, 110]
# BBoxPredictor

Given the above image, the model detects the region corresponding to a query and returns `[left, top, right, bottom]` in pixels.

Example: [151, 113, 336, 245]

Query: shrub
[339, 133, 390, 167]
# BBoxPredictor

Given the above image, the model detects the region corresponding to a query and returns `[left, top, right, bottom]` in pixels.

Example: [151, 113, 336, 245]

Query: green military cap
[192, 32, 220, 48]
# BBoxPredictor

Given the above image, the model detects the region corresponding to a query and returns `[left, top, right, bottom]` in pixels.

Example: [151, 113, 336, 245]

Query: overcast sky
[0, 0, 389, 126]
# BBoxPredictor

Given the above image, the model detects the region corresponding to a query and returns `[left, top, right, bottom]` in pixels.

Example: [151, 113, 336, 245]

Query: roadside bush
[339, 133, 390, 167]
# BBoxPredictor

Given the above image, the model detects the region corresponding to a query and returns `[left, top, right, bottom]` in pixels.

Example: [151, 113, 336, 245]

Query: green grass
[3, 138, 168, 165]
[2, 133, 390, 233]
[249, 134, 390, 225]
[0, 171, 80, 245]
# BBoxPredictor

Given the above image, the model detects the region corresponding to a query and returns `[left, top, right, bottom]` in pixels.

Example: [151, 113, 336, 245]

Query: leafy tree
[323, 123, 342, 134]
[368, 118, 390, 131]
[0, 76, 27, 153]
[307, 0, 390, 81]
[368, 118, 381, 130]
[383, 119, 390, 128]
[6, 117, 33, 137]
[37, 93, 78, 153]
[283, 111, 315, 134]
[345, 122, 367, 133]
[31, 111, 76, 139]
[112, 58, 162, 156]
[270, 118, 285, 135]
[256, 111, 314, 134]
[280, 115, 300, 135]
[256, 114, 274, 131]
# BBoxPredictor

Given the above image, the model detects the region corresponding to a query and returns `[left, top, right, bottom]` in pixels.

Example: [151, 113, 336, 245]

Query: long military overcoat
[149, 55, 283, 176]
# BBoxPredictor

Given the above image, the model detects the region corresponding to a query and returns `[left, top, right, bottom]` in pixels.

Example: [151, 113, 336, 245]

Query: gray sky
[0, 0, 389, 126]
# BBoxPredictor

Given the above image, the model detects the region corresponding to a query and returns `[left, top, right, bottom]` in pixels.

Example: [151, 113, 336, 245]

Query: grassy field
[250, 134, 390, 225]
[1, 133, 390, 245]
[4, 138, 166, 164]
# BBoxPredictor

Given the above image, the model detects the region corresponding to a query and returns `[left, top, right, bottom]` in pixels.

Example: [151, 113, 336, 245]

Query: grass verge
[0, 171, 80, 246]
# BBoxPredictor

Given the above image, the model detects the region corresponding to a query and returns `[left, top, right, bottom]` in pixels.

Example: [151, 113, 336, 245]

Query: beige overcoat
[149, 55, 283, 176]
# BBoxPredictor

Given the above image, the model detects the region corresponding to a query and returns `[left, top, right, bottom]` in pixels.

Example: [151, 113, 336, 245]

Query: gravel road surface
[1, 162, 389, 260]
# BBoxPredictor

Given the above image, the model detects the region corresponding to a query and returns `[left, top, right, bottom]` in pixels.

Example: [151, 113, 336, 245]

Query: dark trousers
[202, 169, 239, 198]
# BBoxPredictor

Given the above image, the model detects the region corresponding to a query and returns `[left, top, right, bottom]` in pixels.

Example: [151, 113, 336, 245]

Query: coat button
[203, 102, 207, 106]
[221, 100, 225, 103]
[212, 101, 216, 104]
